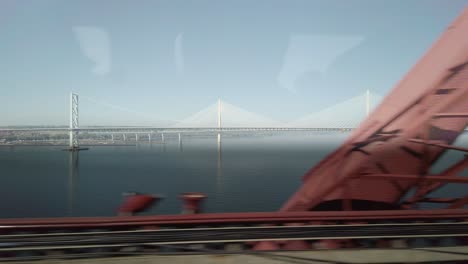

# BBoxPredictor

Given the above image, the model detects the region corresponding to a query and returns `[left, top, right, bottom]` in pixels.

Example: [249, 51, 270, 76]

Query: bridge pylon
[217, 98, 222, 129]
[66, 92, 88, 151]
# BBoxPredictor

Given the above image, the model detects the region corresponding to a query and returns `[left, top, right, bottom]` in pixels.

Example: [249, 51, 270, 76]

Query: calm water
[0, 132, 466, 218]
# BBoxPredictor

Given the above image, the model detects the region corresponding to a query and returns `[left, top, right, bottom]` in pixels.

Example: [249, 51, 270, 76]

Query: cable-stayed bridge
[0, 91, 382, 149]
[174, 99, 282, 128]
[287, 91, 382, 128]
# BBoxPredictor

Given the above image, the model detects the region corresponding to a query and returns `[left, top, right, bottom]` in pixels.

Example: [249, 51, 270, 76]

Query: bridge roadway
[0, 127, 354, 133]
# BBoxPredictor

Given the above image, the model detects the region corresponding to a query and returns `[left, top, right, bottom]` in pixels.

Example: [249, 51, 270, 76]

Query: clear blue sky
[0, 0, 466, 126]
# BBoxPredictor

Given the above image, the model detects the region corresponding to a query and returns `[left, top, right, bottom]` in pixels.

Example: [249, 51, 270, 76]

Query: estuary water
[0, 132, 466, 218]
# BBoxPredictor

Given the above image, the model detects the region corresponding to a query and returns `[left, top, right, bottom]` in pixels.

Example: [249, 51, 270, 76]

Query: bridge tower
[217, 98, 222, 147]
[67, 92, 87, 151]
[217, 98, 222, 170]
[217, 98, 222, 129]
[69, 93, 79, 150]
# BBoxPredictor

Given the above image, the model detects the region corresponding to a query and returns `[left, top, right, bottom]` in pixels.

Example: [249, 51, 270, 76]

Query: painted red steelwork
[406, 157, 468, 205]
[433, 113, 468, 118]
[118, 194, 158, 215]
[0, 209, 467, 230]
[281, 7, 468, 212]
[416, 198, 458, 204]
[448, 196, 468, 209]
[408, 139, 468, 152]
[253, 241, 281, 251]
[180, 192, 206, 214]
[359, 174, 468, 184]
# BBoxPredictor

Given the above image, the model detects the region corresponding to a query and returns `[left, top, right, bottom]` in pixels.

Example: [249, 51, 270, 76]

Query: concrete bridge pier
[111, 134, 114, 142]
[123, 134, 126, 141]
[161, 133, 165, 144]
[148, 133, 152, 142]
[135, 134, 139, 142]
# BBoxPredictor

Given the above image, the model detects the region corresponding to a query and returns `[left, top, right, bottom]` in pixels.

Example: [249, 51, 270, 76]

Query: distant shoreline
[0, 143, 169, 147]
[0, 144, 136, 147]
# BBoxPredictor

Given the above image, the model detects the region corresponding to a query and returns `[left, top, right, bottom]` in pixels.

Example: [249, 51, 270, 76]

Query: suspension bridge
[0, 91, 381, 149]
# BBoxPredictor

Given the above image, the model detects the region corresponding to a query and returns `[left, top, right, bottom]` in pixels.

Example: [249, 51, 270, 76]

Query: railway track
[0, 222, 467, 253]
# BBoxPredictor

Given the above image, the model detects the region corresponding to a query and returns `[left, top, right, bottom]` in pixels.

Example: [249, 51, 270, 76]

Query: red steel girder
[417, 198, 458, 203]
[406, 157, 468, 205]
[0, 209, 467, 230]
[409, 139, 468, 153]
[448, 196, 468, 209]
[359, 174, 468, 184]
[281, 8, 468, 212]
[433, 113, 468, 118]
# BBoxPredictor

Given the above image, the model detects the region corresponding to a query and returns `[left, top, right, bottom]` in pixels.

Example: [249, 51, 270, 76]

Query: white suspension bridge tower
[67, 92, 88, 151]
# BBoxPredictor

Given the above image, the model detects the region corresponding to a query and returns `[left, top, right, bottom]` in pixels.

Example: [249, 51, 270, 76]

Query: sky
[0, 0, 466, 126]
